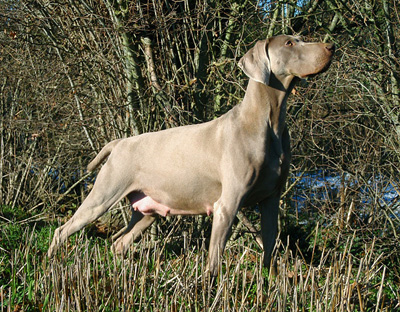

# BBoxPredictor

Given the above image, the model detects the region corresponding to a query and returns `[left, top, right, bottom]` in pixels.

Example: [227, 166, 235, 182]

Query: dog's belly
[128, 191, 215, 217]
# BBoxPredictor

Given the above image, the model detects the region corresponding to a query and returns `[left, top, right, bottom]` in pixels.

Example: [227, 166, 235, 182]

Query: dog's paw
[112, 238, 127, 256]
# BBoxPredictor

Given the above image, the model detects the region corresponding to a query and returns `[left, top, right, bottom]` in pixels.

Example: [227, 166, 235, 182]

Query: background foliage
[1, 0, 399, 310]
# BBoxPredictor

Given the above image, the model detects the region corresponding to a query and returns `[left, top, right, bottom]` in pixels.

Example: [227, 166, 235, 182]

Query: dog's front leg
[260, 195, 280, 275]
[207, 195, 242, 277]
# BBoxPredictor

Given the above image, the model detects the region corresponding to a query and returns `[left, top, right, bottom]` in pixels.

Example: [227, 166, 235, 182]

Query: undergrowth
[0, 205, 399, 311]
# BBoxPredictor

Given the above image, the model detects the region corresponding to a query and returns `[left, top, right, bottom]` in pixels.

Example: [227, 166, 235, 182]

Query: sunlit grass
[1, 222, 398, 311]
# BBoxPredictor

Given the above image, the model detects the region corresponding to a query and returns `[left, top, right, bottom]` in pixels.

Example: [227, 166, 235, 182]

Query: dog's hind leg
[112, 209, 156, 256]
[48, 162, 133, 257]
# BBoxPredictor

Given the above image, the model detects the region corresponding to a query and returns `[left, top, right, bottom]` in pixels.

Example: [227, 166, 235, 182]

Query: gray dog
[48, 35, 334, 276]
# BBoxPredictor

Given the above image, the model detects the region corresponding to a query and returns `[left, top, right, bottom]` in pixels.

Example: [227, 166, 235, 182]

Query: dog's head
[239, 35, 335, 85]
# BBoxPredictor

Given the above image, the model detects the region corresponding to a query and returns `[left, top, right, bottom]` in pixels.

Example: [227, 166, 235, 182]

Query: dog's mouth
[300, 44, 335, 78]
[305, 61, 333, 78]
[300, 57, 334, 79]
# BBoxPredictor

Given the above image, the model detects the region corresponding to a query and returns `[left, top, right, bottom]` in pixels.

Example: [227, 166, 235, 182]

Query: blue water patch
[30, 166, 95, 195]
[289, 170, 400, 217]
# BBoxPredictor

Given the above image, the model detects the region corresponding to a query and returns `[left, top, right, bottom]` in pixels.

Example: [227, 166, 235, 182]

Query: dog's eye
[285, 40, 293, 47]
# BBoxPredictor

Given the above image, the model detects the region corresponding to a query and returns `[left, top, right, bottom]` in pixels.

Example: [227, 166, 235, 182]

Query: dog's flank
[48, 35, 334, 276]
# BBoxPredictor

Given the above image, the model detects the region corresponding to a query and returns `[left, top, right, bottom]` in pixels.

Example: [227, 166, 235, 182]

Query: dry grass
[1, 223, 398, 312]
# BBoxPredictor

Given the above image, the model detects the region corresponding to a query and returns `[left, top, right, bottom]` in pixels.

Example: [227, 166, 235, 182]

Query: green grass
[0, 207, 399, 311]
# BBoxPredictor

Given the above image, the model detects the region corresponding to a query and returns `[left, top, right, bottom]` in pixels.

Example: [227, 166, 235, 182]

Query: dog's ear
[238, 39, 271, 85]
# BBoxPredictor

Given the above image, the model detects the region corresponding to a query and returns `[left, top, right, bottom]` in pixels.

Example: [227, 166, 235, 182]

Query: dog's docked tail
[87, 139, 122, 172]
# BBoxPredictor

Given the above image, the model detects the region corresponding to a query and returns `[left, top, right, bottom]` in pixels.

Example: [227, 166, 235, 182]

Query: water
[289, 170, 400, 216]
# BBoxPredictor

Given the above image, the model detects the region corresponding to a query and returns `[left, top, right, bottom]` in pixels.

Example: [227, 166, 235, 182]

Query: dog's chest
[245, 141, 290, 204]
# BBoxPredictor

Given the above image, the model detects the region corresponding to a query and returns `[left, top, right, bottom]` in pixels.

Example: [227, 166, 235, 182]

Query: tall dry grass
[1, 223, 398, 312]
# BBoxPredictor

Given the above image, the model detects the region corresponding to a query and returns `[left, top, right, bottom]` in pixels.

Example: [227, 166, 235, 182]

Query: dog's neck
[238, 76, 297, 135]
[236, 76, 297, 158]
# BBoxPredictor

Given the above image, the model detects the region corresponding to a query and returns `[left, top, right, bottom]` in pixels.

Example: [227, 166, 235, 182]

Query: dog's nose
[325, 43, 335, 54]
